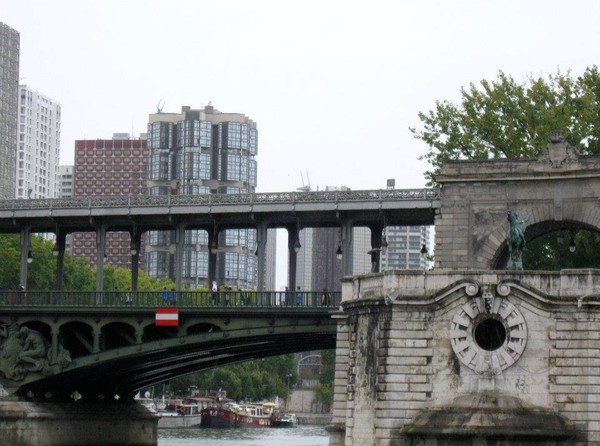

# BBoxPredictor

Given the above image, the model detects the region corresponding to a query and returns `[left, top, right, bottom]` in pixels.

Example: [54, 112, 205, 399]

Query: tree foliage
[523, 231, 600, 270]
[410, 66, 600, 184]
[0, 234, 173, 291]
[174, 355, 297, 402]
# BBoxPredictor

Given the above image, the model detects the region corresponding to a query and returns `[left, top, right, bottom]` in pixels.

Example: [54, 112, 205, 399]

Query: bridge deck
[0, 290, 341, 308]
[0, 189, 439, 232]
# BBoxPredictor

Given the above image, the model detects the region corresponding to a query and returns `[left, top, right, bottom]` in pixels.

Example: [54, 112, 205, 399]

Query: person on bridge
[162, 287, 169, 305]
[211, 280, 218, 305]
[296, 286, 302, 306]
[321, 288, 330, 306]
[18, 285, 27, 305]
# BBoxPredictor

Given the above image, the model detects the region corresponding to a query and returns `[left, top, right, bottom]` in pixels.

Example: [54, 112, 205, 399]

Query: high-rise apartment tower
[16, 85, 61, 199]
[146, 105, 264, 289]
[0, 22, 19, 199]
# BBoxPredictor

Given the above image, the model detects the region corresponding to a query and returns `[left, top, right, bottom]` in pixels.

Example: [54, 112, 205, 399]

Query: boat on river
[201, 401, 278, 428]
[272, 412, 298, 428]
[136, 396, 209, 428]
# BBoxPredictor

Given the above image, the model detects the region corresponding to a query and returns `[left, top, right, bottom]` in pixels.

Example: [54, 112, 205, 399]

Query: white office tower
[0, 22, 19, 199]
[380, 179, 431, 270]
[16, 85, 61, 199]
[58, 165, 74, 198]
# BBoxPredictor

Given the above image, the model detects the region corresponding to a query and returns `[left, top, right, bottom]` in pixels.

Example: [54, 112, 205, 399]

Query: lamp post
[286, 374, 292, 410]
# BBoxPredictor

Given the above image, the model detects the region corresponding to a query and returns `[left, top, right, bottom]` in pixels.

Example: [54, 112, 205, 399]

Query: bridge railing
[0, 188, 440, 210]
[0, 290, 341, 309]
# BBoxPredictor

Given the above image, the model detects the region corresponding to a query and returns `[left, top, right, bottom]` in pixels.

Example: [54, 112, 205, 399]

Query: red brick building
[71, 135, 147, 270]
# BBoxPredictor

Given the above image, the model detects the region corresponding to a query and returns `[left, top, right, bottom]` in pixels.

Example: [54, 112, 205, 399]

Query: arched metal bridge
[0, 290, 340, 402]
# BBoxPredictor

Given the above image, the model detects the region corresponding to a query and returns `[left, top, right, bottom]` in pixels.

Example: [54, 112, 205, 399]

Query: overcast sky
[4, 0, 599, 193]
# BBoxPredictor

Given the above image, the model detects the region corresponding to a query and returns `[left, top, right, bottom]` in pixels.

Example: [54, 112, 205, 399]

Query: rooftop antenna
[298, 171, 311, 192]
[156, 99, 165, 113]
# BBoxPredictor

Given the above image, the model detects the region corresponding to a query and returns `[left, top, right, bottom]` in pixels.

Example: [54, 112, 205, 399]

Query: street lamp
[286, 374, 292, 409]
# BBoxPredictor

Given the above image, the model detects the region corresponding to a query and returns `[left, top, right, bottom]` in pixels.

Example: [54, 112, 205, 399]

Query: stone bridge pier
[0, 401, 157, 446]
[329, 270, 599, 446]
[328, 136, 600, 445]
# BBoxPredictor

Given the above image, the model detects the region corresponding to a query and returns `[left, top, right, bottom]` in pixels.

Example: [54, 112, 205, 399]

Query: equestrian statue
[506, 211, 529, 270]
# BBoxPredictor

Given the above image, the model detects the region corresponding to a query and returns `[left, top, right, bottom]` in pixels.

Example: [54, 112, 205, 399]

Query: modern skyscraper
[58, 165, 73, 198]
[16, 85, 61, 199]
[380, 179, 431, 270]
[295, 186, 371, 293]
[71, 134, 148, 269]
[295, 181, 431, 292]
[146, 105, 262, 289]
[0, 22, 19, 199]
[381, 225, 430, 269]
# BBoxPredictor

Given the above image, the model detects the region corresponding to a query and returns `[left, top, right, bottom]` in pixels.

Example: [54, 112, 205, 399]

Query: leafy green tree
[319, 349, 335, 386]
[0, 234, 21, 289]
[169, 354, 297, 401]
[410, 66, 600, 184]
[314, 381, 333, 408]
[411, 67, 600, 270]
[524, 230, 600, 270]
[0, 234, 174, 291]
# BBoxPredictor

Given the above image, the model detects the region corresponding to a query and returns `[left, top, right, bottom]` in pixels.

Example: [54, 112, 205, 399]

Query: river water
[158, 425, 329, 446]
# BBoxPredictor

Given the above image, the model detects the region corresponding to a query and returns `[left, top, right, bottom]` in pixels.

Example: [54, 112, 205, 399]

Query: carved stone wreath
[450, 284, 527, 376]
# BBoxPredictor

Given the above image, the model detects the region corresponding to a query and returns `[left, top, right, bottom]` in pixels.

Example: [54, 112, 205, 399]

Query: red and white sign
[155, 308, 179, 326]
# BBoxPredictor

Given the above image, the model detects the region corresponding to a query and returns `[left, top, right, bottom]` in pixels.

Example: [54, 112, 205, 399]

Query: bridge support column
[256, 221, 268, 292]
[287, 224, 300, 291]
[54, 229, 66, 291]
[174, 223, 186, 291]
[208, 225, 219, 287]
[368, 223, 383, 273]
[340, 219, 354, 278]
[0, 401, 157, 446]
[130, 226, 142, 292]
[95, 225, 107, 296]
[19, 226, 31, 290]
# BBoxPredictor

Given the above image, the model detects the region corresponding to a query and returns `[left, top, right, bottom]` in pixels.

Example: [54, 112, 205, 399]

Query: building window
[249, 128, 258, 155]
[227, 122, 241, 149]
[200, 121, 211, 147]
[227, 154, 241, 181]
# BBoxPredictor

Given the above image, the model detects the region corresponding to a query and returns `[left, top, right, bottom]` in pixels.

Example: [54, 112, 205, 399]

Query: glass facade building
[0, 22, 19, 199]
[146, 105, 259, 289]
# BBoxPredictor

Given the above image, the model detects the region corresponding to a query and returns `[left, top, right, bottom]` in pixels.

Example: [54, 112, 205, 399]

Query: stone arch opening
[60, 321, 93, 359]
[101, 322, 136, 350]
[187, 323, 221, 335]
[491, 220, 600, 270]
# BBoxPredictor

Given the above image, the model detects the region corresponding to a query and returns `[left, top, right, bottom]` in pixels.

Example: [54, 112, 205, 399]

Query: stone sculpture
[0, 323, 71, 381]
[506, 211, 529, 270]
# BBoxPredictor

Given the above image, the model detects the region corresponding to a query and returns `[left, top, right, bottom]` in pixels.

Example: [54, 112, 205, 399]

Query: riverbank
[295, 413, 332, 426]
